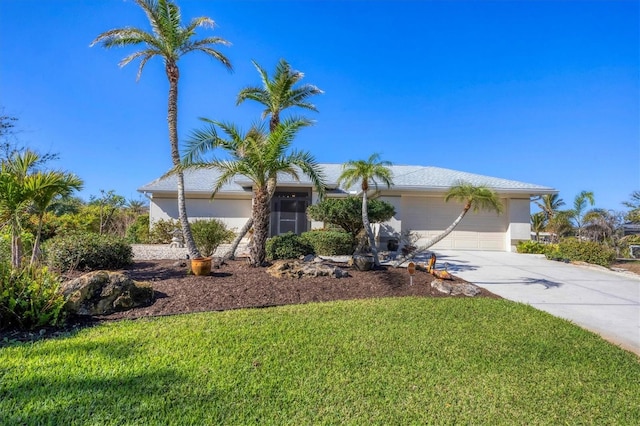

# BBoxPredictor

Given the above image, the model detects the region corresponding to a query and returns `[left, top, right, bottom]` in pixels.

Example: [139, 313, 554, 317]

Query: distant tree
[180, 118, 327, 266]
[89, 190, 126, 235]
[568, 190, 595, 238]
[395, 181, 503, 266]
[306, 196, 395, 240]
[337, 153, 393, 267]
[623, 191, 640, 223]
[534, 194, 565, 221]
[92, 0, 232, 258]
[583, 208, 623, 245]
[531, 211, 547, 241]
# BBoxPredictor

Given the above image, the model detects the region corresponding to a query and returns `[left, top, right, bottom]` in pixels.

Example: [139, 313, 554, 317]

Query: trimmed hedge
[546, 238, 616, 267]
[301, 230, 354, 256]
[516, 240, 551, 255]
[43, 232, 133, 271]
[266, 233, 314, 260]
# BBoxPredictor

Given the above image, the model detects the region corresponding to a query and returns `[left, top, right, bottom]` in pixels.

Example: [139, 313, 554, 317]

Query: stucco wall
[506, 198, 532, 251]
[150, 197, 252, 232]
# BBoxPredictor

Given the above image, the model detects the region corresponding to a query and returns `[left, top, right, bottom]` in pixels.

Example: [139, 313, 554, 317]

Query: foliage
[126, 214, 150, 243]
[516, 240, 552, 255]
[1, 299, 639, 423]
[190, 219, 235, 257]
[300, 229, 354, 255]
[265, 232, 314, 260]
[149, 218, 181, 244]
[545, 238, 616, 267]
[0, 230, 33, 265]
[306, 197, 395, 238]
[0, 262, 66, 330]
[89, 189, 125, 235]
[43, 232, 132, 272]
[623, 191, 640, 223]
[619, 235, 640, 258]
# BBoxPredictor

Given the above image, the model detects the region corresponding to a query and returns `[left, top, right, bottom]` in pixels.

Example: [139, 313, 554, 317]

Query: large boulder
[267, 260, 350, 279]
[61, 271, 154, 316]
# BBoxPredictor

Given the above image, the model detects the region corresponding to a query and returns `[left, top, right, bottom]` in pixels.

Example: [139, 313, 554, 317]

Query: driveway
[428, 250, 640, 356]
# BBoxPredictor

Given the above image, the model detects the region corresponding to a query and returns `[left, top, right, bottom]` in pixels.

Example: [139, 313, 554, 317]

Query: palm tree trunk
[362, 191, 380, 267]
[11, 226, 22, 269]
[30, 215, 44, 266]
[249, 187, 270, 266]
[393, 203, 471, 267]
[166, 63, 200, 258]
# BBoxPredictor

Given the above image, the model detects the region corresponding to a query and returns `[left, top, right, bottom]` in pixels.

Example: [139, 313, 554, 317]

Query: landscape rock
[61, 271, 154, 316]
[267, 260, 350, 279]
[431, 279, 481, 297]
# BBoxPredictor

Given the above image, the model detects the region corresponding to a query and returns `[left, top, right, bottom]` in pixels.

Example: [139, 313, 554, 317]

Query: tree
[534, 193, 564, 221]
[582, 208, 623, 245]
[91, 0, 232, 258]
[26, 171, 83, 265]
[394, 181, 503, 266]
[306, 196, 395, 240]
[222, 59, 323, 259]
[237, 59, 323, 132]
[337, 153, 393, 267]
[530, 211, 546, 241]
[89, 190, 126, 235]
[568, 190, 595, 238]
[623, 191, 640, 223]
[180, 118, 327, 266]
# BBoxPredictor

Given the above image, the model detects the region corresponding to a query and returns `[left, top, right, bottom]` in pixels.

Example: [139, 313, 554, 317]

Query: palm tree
[623, 191, 640, 223]
[237, 59, 323, 132]
[181, 118, 327, 266]
[222, 59, 323, 259]
[568, 190, 595, 238]
[531, 211, 547, 241]
[26, 171, 84, 265]
[337, 153, 393, 267]
[534, 194, 565, 221]
[91, 0, 232, 258]
[394, 181, 503, 266]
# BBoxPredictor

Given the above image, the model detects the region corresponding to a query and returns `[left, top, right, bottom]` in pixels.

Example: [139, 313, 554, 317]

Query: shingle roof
[138, 164, 556, 196]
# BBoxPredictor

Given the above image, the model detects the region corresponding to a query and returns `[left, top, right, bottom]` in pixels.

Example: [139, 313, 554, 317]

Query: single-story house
[138, 164, 556, 252]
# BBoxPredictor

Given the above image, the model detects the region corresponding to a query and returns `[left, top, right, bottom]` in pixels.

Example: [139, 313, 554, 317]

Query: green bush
[190, 219, 235, 257]
[0, 262, 66, 330]
[149, 218, 181, 244]
[301, 229, 354, 256]
[619, 235, 640, 258]
[516, 240, 551, 255]
[126, 214, 150, 243]
[43, 232, 133, 272]
[266, 233, 314, 260]
[546, 238, 616, 267]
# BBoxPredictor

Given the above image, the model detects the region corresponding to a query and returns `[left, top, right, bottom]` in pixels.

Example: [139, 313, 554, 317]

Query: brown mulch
[1, 259, 499, 344]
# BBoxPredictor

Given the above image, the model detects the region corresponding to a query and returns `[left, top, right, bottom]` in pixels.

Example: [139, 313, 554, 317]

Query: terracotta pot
[191, 257, 212, 276]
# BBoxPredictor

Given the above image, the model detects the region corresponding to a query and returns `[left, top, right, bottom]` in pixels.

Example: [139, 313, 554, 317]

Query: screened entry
[269, 191, 310, 236]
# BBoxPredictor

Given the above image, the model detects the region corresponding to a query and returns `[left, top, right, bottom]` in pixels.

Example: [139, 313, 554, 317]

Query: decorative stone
[352, 254, 374, 271]
[61, 271, 154, 316]
[267, 260, 349, 279]
[431, 279, 481, 297]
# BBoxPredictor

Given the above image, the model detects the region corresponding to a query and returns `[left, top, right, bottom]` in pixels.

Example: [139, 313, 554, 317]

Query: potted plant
[189, 220, 235, 275]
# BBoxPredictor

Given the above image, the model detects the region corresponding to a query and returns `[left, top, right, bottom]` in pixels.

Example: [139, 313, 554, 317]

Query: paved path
[429, 250, 640, 356]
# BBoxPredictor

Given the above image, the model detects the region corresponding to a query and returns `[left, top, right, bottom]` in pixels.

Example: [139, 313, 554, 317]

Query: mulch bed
[1, 259, 499, 344]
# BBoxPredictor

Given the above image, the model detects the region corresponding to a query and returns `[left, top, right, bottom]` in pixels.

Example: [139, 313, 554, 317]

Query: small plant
[266, 233, 314, 260]
[546, 238, 616, 267]
[301, 229, 354, 256]
[190, 219, 235, 257]
[0, 261, 66, 330]
[43, 231, 133, 272]
[149, 218, 181, 244]
[126, 214, 150, 243]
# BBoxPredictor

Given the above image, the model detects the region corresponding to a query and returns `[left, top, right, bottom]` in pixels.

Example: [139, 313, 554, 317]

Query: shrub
[0, 262, 66, 330]
[43, 232, 133, 272]
[126, 214, 150, 243]
[546, 238, 616, 267]
[266, 233, 314, 260]
[190, 219, 235, 257]
[619, 235, 640, 258]
[301, 229, 354, 255]
[149, 218, 181, 244]
[516, 240, 551, 255]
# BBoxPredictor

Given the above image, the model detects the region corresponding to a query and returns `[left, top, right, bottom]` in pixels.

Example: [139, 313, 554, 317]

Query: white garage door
[401, 196, 507, 251]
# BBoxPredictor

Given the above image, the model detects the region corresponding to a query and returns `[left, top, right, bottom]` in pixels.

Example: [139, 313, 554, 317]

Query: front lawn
[1, 297, 638, 424]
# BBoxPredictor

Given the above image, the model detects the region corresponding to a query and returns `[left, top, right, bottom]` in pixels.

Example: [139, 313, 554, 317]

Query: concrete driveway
[428, 250, 640, 355]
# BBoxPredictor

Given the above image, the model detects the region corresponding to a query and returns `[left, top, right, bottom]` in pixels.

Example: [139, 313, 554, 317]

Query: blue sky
[1, 0, 638, 213]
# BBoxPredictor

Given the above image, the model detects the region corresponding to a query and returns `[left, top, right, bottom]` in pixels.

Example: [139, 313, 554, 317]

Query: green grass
[1, 298, 638, 424]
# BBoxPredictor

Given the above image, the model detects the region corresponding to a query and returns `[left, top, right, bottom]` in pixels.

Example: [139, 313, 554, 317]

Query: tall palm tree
[531, 211, 547, 241]
[91, 0, 232, 258]
[237, 59, 323, 132]
[222, 59, 323, 259]
[394, 181, 503, 266]
[181, 118, 327, 266]
[337, 153, 393, 267]
[26, 171, 84, 265]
